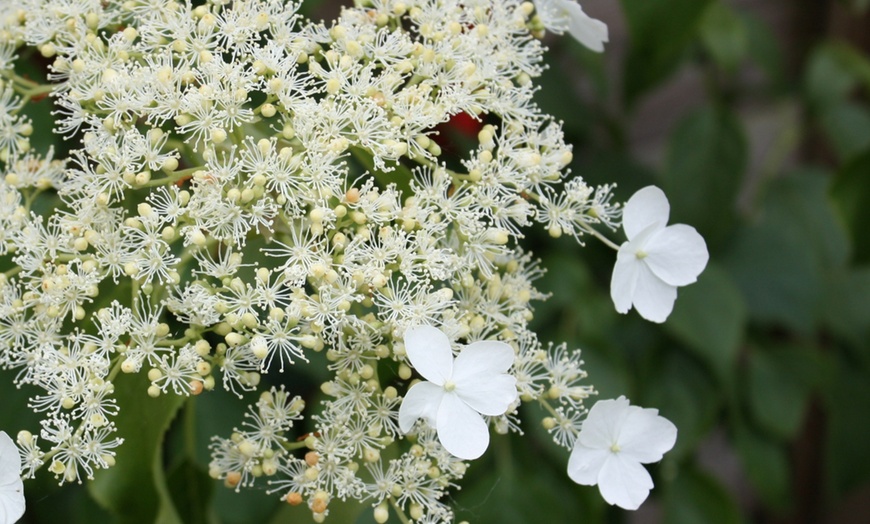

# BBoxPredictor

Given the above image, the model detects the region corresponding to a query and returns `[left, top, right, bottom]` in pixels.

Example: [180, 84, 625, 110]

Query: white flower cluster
[0, 0, 695, 521]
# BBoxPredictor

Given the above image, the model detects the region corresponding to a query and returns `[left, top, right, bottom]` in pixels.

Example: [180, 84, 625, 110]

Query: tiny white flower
[535, 0, 609, 52]
[610, 186, 709, 323]
[567, 397, 677, 510]
[0, 431, 25, 524]
[398, 325, 517, 460]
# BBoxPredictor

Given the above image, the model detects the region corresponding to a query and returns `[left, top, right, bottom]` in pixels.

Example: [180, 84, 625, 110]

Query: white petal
[0, 433, 19, 486]
[617, 407, 677, 464]
[631, 263, 677, 323]
[567, 439, 610, 486]
[610, 250, 639, 314]
[0, 481, 24, 524]
[455, 374, 517, 416]
[579, 397, 631, 449]
[436, 393, 490, 460]
[403, 325, 454, 385]
[561, 1, 609, 52]
[622, 186, 669, 240]
[644, 224, 709, 287]
[533, 0, 570, 32]
[398, 381, 444, 434]
[0, 432, 24, 524]
[453, 340, 515, 377]
[597, 453, 654, 510]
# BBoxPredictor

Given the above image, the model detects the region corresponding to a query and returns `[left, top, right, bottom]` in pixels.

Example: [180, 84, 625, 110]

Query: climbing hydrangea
[0, 0, 701, 521]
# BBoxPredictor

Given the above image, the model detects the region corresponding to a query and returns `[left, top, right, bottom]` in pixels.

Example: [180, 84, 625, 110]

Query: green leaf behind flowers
[620, 0, 713, 104]
[666, 263, 746, 381]
[663, 106, 747, 249]
[699, 2, 748, 73]
[831, 150, 870, 265]
[88, 371, 187, 524]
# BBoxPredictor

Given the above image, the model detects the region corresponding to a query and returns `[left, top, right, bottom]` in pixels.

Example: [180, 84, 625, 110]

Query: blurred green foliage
[524, 1, 870, 522]
[7, 0, 870, 523]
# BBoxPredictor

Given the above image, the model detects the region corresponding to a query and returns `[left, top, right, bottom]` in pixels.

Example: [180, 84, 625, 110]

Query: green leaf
[805, 43, 870, 162]
[805, 44, 860, 107]
[19, 93, 58, 157]
[827, 43, 870, 96]
[88, 372, 187, 524]
[745, 345, 811, 440]
[349, 146, 413, 197]
[213, 487, 284, 524]
[822, 268, 870, 352]
[0, 369, 42, 433]
[194, 389, 284, 524]
[666, 263, 746, 381]
[733, 424, 791, 513]
[724, 217, 819, 332]
[824, 355, 870, 498]
[818, 101, 870, 162]
[190, 387, 255, 466]
[13, 53, 61, 157]
[743, 14, 786, 92]
[762, 169, 850, 271]
[699, 2, 748, 73]
[25, 481, 115, 524]
[663, 466, 743, 524]
[534, 46, 598, 140]
[724, 170, 849, 332]
[532, 249, 631, 399]
[268, 495, 373, 524]
[453, 435, 602, 524]
[534, 249, 619, 347]
[642, 351, 720, 460]
[582, 150, 660, 195]
[663, 106, 747, 248]
[166, 458, 214, 524]
[620, 0, 714, 104]
[832, 149, 870, 264]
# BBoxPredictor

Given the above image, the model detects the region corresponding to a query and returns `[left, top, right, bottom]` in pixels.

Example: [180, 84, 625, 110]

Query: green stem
[140, 166, 200, 188]
[22, 83, 55, 99]
[279, 439, 312, 452]
[538, 398, 580, 439]
[582, 224, 621, 251]
[388, 496, 413, 524]
[525, 190, 621, 251]
[184, 396, 197, 458]
[3, 72, 40, 89]
[107, 356, 124, 382]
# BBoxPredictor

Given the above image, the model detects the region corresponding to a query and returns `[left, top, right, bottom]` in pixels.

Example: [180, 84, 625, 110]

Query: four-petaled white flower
[611, 185, 709, 323]
[398, 325, 518, 460]
[568, 397, 677, 510]
[534, 0, 609, 52]
[0, 431, 24, 524]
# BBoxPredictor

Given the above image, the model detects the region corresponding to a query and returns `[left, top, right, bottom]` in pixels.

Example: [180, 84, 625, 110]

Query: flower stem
[140, 166, 200, 188]
[584, 225, 621, 251]
[388, 496, 413, 524]
[279, 439, 311, 452]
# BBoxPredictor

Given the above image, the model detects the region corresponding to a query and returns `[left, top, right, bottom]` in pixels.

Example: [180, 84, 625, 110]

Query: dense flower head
[0, 0, 696, 521]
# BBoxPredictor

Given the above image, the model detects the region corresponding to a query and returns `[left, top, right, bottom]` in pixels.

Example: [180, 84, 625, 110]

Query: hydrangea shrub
[0, 0, 705, 521]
